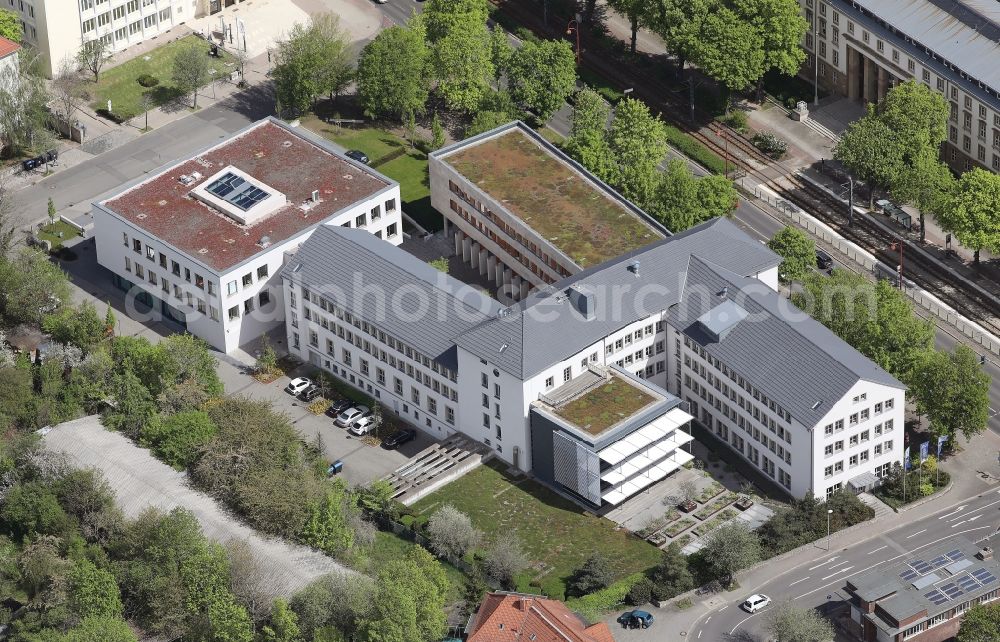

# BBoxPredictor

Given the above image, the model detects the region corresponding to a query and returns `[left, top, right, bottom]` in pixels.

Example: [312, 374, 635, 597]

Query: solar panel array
[907, 548, 998, 610]
[205, 173, 270, 212]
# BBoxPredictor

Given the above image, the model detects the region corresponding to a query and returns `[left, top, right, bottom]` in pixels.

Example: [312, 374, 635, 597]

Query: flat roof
[547, 369, 659, 436]
[99, 118, 392, 272]
[439, 123, 664, 268]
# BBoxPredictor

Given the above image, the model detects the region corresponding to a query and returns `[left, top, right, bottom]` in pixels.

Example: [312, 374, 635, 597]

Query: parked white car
[335, 405, 370, 428]
[742, 594, 771, 613]
[349, 416, 377, 436]
[285, 377, 311, 395]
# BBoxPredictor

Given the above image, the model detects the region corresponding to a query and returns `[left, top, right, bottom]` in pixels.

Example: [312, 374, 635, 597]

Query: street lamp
[566, 17, 581, 66]
[889, 239, 904, 290]
[827, 508, 833, 550]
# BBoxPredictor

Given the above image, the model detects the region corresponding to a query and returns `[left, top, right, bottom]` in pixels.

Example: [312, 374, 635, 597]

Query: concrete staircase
[859, 491, 894, 519]
[382, 434, 491, 506]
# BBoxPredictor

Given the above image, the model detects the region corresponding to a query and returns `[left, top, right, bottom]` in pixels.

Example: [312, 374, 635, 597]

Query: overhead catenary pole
[813, 7, 820, 105]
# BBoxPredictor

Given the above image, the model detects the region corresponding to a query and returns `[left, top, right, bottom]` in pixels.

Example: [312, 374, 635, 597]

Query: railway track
[492, 0, 1000, 335]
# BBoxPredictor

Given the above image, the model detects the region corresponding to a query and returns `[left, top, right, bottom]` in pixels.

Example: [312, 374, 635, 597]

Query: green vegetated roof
[445, 128, 661, 267]
[554, 374, 656, 435]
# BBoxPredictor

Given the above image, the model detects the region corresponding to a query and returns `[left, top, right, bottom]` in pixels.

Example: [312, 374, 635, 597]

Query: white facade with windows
[5, 0, 196, 77]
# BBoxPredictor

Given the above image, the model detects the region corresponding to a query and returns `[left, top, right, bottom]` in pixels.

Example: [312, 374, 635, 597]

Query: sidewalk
[635, 429, 1000, 638]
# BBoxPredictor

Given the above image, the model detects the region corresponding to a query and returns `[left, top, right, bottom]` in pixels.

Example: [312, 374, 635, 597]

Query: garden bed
[692, 508, 739, 537]
[664, 517, 696, 538]
[696, 481, 725, 504]
[693, 492, 737, 521]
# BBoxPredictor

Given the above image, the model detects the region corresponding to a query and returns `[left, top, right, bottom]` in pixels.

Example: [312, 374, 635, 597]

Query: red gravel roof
[100, 119, 391, 272]
[0, 36, 21, 59]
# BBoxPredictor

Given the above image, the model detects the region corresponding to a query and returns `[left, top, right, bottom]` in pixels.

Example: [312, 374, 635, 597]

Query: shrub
[567, 554, 615, 597]
[663, 124, 727, 174]
[427, 505, 480, 562]
[718, 110, 748, 133]
[136, 74, 160, 88]
[565, 573, 644, 623]
[140, 410, 217, 469]
[626, 577, 653, 606]
[751, 131, 788, 159]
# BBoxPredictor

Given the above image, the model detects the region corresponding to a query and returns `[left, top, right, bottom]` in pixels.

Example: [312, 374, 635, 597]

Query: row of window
[682, 336, 792, 423]
[823, 441, 892, 478]
[83, 7, 167, 34]
[298, 286, 457, 383]
[824, 420, 894, 456]
[712, 416, 792, 491]
[701, 398, 793, 469]
[822, 399, 894, 437]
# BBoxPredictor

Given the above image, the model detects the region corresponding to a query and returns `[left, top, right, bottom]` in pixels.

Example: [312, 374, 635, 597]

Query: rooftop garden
[555, 375, 657, 435]
[445, 128, 662, 267]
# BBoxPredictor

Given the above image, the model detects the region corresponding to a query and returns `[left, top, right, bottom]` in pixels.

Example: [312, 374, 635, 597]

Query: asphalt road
[694, 488, 1000, 641]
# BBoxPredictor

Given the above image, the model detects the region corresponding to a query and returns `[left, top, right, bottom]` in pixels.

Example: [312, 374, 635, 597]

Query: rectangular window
[355, 213, 367, 227]
[563, 366, 571, 382]
[242, 273, 253, 287]
[257, 264, 268, 280]
[386, 223, 398, 238]
[227, 280, 238, 295]
[228, 306, 239, 320]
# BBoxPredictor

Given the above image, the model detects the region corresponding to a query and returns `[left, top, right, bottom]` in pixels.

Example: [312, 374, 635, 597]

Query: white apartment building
[5, 0, 200, 77]
[282, 187, 904, 504]
[93, 117, 401, 354]
[799, 0, 1000, 174]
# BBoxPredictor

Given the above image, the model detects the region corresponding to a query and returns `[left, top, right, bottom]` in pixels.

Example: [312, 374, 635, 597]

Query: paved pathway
[42, 415, 355, 594]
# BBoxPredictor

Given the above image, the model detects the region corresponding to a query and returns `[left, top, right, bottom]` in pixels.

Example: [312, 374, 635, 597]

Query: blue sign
[920, 441, 930, 463]
[904, 446, 911, 470]
[937, 435, 949, 457]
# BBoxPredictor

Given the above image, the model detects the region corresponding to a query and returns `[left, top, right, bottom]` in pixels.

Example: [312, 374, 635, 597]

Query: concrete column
[462, 235, 472, 263]
[478, 248, 489, 276]
[520, 279, 531, 300]
[487, 254, 497, 282]
[863, 56, 875, 103]
[877, 65, 888, 102]
[470, 242, 481, 271]
[847, 47, 861, 101]
[454, 229, 463, 256]
[502, 268, 512, 290]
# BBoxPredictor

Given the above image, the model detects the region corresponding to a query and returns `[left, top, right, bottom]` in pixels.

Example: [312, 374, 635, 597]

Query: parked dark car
[382, 428, 416, 449]
[617, 610, 654, 629]
[326, 399, 353, 418]
[299, 384, 323, 402]
[816, 249, 834, 271]
[345, 149, 369, 164]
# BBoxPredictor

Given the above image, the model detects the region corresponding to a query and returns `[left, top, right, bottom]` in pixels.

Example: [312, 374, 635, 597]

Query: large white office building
[92, 117, 401, 354]
[280, 122, 905, 505]
[799, 0, 1000, 174]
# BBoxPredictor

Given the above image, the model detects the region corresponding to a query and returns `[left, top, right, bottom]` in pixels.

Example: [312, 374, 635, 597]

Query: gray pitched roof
[454, 218, 781, 379]
[280, 226, 502, 369]
[668, 256, 904, 425]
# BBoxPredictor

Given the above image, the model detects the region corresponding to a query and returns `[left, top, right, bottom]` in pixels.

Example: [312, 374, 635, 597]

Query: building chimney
[311, 190, 319, 203]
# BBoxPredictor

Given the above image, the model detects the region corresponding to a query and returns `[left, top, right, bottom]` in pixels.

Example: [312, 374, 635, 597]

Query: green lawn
[411, 461, 662, 598]
[89, 35, 234, 120]
[301, 117, 441, 232]
[37, 220, 81, 249]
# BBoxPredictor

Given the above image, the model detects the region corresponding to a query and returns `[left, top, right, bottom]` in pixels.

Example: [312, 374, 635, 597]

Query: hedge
[565, 572, 646, 623]
[664, 124, 727, 175]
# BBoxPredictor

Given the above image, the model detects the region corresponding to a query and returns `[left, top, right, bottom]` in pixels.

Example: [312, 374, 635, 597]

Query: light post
[813, 7, 820, 106]
[566, 17, 581, 66]
[890, 239, 904, 290]
[827, 509, 833, 550]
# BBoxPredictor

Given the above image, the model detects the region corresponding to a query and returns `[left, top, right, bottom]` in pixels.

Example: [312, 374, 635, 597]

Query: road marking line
[867, 545, 889, 555]
[729, 612, 758, 635]
[821, 565, 855, 581]
[906, 529, 927, 539]
[940, 505, 967, 519]
[808, 556, 839, 570]
[968, 515, 983, 522]
[705, 616, 711, 624]
[697, 630, 703, 639]
[951, 520, 967, 528]
[789, 577, 810, 586]
[827, 560, 852, 570]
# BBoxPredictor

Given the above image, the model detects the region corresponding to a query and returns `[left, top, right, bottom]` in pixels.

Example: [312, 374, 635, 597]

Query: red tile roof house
[0, 36, 20, 78]
[466, 592, 616, 642]
[91, 117, 402, 354]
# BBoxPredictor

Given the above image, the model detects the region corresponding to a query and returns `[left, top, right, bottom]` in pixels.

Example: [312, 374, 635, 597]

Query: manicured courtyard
[411, 461, 662, 599]
[90, 35, 234, 120]
[301, 117, 440, 233]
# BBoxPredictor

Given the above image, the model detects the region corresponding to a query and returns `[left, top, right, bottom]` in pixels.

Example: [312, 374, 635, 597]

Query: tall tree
[0, 60, 52, 158]
[735, 0, 808, 99]
[77, 39, 113, 82]
[0, 248, 71, 325]
[890, 146, 955, 242]
[356, 22, 429, 122]
[908, 346, 990, 440]
[834, 110, 905, 208]
[958, 602, 1000, 642]
[172, 44, 210, 109]
[273, 14, 354, 113]
[563, 88, 617, 183]
[938, 168, 1000, 264]
[63, 616, 138, 642]
[427, 504, 481, 561]
[764, 601, 834, 642]
[488, 27, 513, 90]
[649, 159, 735, 231]
[507, 39, 577, 123]
[607, 0, 654, 54]
[701, 521, 761, 586]
[686, 7, 766, 100]
[608, 97, 667, 204]
[358, 546, 448, 642]
[768, 225, 816, 282]
[261, 598, 301, 642]
[51, 61, 89, 132]
[567, 554, 615, 597]
[311, 13, 354, 103]
[424, 0, 493, 112]
[877, 79, 949, 157]
[0, 8, 21, 43]
[650, 542, 693, 599]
